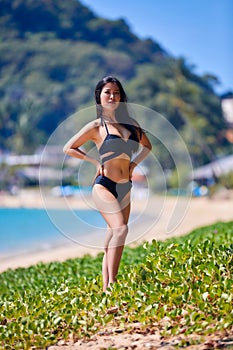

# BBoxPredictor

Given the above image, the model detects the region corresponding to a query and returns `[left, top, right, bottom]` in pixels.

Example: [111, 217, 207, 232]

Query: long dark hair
[94, 76, 142, 150]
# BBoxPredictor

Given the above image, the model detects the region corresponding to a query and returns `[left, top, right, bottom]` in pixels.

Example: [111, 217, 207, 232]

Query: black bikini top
[99, 121, 138, 164]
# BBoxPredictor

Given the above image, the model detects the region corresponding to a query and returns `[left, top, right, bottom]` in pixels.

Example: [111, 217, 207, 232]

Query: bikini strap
[103, 121, 109, 135]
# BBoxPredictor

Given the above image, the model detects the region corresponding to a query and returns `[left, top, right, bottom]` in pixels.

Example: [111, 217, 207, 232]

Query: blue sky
[81, 0, 232, 95]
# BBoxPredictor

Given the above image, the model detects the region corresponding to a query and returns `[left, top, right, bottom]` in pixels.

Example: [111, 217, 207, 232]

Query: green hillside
[0, 0, 230, 166]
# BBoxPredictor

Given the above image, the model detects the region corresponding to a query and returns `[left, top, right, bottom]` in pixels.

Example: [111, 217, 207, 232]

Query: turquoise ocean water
[0, 208, 106, 258]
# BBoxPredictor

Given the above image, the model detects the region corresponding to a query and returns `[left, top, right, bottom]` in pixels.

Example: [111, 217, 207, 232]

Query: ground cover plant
[0, 221, 232, 349]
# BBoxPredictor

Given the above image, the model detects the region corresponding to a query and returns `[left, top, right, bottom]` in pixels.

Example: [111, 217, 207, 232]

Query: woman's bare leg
[102, 250, 108, 291]
[102, 226, 112, 291]
[106, 199, 131, 285]
[93, 185, 130, 291]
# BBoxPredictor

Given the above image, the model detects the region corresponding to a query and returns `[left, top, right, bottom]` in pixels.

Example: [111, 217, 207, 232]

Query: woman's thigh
[92, 184, 126, 228]
[120, 195, 131, 224]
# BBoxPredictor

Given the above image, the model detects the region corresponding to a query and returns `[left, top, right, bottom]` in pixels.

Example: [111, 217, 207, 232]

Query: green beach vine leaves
[0, 221, 232, 349]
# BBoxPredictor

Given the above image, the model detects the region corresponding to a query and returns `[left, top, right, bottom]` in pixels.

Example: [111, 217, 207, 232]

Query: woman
[63, 76, 152, 292]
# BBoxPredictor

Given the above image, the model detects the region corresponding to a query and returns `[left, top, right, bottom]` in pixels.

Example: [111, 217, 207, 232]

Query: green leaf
[53, 317, 62, 326]
[144, 304, 153, 312]
[202, 292, 209, 301]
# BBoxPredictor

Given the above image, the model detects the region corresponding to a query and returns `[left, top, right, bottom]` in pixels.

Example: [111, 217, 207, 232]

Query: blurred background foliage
[0, 0, 231, 169]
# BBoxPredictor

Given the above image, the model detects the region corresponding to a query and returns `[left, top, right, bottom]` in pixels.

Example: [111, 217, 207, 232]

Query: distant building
[0, 146, 78, 188]
[222, 98, 233, 125]
[221, 92, 233, 143]
[192, 154, 233, 182]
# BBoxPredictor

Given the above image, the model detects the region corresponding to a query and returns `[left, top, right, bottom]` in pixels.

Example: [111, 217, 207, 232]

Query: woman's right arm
[63, 120, 100, 167]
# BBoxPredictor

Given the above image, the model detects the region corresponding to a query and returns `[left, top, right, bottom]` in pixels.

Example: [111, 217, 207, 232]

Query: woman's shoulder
[82, 119, 102, 140]
[93, 118, 102, 127]
[129, 117, 142, 131]
[128, 117, 143, 140]
[85, 118, 102, 130]
[132, 118, 140, 127]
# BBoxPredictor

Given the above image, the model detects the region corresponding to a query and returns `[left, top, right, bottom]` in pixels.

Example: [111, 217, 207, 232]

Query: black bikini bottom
[94, 175, 132, 202]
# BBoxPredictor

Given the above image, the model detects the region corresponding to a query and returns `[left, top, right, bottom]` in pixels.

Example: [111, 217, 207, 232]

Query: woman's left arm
[129, 131, 152, 177]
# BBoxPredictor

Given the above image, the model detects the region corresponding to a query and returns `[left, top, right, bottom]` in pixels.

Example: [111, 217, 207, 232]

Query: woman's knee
[110, 224, 128, 247]
[114, 224, 128, 237]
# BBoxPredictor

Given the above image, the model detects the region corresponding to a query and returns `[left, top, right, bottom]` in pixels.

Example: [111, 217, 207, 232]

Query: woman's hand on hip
[93, 162, 103, 181]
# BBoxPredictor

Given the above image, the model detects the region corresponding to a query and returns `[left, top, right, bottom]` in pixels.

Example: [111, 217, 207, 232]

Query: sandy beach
[0, 188, 233, 273]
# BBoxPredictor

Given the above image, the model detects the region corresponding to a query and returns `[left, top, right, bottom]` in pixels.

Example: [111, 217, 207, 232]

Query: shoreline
[0, 189, 233, 273]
